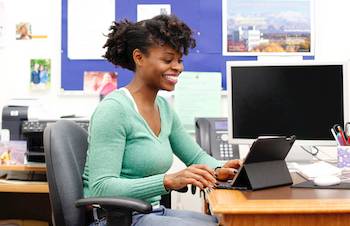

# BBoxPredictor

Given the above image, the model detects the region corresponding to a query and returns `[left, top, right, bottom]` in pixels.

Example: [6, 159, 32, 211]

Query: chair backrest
[44, 120, 89, 226]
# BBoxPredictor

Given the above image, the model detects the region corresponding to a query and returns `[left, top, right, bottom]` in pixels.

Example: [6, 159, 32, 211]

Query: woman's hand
[164, 164, 217, 190]
[215, 159, 242, 181]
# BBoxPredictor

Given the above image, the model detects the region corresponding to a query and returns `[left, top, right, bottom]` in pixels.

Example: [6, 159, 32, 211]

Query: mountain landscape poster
[222, 0, 314, 56]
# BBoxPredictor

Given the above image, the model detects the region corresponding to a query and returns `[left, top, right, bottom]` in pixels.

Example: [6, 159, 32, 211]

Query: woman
[83, 14, 240, 226]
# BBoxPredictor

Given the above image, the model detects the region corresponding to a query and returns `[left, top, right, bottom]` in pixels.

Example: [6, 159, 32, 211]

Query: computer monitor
[227, 61, 349, 146]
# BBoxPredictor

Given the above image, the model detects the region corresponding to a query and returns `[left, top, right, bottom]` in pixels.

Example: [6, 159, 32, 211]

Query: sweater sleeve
[169, 108, 222, 169]
[86, 99, 168, 200]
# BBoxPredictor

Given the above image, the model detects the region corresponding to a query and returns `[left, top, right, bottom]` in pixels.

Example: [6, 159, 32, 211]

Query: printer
[2, 105, 28, 140]
[20, 120, 89, 163]
[2, 99, 89, 163]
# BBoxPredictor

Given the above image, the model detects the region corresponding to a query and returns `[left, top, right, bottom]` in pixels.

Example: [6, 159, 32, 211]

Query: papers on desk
[295, 161, 342, 180]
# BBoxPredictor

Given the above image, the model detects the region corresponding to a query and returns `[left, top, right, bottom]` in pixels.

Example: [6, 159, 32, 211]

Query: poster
[222, 0, 314, 56]
[83, 71, 117, 96]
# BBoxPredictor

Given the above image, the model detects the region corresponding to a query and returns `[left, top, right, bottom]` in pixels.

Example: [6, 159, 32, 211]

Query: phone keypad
[219, 143, 234, 159]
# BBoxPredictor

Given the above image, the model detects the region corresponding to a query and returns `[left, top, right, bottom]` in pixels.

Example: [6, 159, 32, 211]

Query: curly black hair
[103, 14, 196, 71]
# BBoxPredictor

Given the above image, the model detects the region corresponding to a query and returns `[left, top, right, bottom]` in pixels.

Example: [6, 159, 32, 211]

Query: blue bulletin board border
[61, 0, 314, 91]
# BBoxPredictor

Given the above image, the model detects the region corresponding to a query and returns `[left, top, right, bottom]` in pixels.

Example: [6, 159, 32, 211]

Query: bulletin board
[61, 0, 313, 91]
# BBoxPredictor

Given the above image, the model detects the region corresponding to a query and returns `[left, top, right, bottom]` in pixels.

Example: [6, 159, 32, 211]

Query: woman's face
[20, 25, 28, 35]
[137, 45, 183, 91]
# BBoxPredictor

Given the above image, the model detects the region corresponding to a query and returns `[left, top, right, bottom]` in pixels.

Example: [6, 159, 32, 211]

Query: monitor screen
[227, 61, 349, 146]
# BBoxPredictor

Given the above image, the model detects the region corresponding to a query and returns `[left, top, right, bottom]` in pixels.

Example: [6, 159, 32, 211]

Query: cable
[300, 145, 319, 156]
[300, 145, 337, 164]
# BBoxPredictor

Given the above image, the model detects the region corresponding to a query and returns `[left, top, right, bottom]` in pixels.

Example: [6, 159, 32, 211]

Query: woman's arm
[167, 105, 240, 183]
[169, 110, 222, 169]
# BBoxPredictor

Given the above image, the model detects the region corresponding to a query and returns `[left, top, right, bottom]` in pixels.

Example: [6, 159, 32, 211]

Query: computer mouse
[313, 175, 341, 186]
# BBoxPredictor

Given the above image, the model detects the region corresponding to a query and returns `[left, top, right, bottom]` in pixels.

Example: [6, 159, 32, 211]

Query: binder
[218, 136, 296, 190]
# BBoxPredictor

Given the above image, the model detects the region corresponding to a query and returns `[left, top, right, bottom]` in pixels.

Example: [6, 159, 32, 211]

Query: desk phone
[195, 118, 239, 160]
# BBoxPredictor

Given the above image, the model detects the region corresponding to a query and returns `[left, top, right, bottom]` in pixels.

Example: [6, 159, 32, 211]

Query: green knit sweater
[82, 89, 221, 205]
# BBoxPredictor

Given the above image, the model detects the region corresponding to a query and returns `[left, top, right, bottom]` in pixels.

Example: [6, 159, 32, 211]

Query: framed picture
[222, 0, 314, 56]
[30, 59, 51, 90]
[0, 141, 26, 165]
[16, 22, 32, 40]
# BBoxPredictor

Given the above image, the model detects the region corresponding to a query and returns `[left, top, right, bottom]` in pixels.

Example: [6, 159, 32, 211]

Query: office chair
[43, 120, 152, 226]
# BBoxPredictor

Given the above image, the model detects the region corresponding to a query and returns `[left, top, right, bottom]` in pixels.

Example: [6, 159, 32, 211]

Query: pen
[333, 124, 340, 132]
[337, 126, 348, 145]
[337, 133, 347, 146]
[331, 128, 340, 145]
[345, 122, 350, 143]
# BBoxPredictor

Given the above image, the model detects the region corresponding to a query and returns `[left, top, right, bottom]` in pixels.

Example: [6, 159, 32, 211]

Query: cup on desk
[337, 146, 350, 168]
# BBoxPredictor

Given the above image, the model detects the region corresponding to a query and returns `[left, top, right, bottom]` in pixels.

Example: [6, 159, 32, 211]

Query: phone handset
[195, 118, 212, 156]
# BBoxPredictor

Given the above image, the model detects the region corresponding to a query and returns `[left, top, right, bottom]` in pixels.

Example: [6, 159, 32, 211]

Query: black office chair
[43, 120, 152, 226]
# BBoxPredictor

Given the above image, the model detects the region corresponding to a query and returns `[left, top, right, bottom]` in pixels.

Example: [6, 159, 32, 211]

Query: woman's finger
[188, 166, 217, 184]
[216, 168, 237, 181]
[185, 170, 214, 188]
[186, 178, 205, 190]
[223, 159, 241, 169]
[191, 164, 216, 176]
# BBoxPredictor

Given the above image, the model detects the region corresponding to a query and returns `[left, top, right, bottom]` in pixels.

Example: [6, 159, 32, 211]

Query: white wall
[1, 0, 350, 212]
[314, 0, 350, 61]
[0, 0, 99, 121]
[1, 0, 350, 122]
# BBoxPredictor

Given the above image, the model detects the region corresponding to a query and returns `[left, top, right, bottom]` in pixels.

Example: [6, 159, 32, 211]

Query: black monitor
[227, 61, 349, 146]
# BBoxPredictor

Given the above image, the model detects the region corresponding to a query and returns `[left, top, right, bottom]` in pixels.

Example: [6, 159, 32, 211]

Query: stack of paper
[296, 161, 342, 180]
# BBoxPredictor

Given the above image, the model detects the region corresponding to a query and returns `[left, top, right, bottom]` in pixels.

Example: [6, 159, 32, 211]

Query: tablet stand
[232, 160, 292, 190]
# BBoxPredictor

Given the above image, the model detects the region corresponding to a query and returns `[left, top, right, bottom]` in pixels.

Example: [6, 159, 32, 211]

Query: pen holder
[337, 146, 350, 168]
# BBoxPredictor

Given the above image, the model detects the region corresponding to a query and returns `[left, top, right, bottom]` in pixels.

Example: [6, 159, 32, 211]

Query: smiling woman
[83, 14, 241, 226]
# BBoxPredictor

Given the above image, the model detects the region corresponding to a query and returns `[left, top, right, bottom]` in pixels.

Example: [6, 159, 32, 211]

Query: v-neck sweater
[82, 89, 221, 205]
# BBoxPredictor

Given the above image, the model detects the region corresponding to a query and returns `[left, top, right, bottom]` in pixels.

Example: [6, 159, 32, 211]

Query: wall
[1, 0, 350, 212]
[0, 0, 99, 120]
[1, 0, 350, 120]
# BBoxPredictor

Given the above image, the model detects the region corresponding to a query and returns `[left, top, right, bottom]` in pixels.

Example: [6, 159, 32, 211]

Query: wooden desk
[0, 164, 48, 193]
[0, 164, 46, 172]
[0, 179, 48, 193]
[0, 164, 51, 224]
[207, 174, 350, 226]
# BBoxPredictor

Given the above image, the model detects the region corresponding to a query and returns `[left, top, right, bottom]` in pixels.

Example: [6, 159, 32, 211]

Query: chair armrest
[75, 197, 152, 214]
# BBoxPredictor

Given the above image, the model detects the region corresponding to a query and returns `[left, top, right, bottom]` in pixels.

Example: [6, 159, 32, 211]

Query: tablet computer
[217, 136, 296, 190]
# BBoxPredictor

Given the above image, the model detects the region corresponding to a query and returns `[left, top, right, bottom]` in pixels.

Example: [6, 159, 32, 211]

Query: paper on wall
[174, 72, 222, 132]
[68, 0, 115, 59]
[137, 4, 171, 22]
